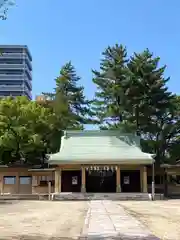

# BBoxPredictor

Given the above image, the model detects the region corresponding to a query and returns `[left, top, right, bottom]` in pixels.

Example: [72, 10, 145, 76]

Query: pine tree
[92, 45, 178, 164]
[125, 49, 176, 163]
[43, 61, 92, 130]
[92, 44, 129, 128]
[125, 49, 174, 134]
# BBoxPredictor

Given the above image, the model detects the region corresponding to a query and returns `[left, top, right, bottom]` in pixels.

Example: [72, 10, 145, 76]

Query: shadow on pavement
[0, 233, 161, 240]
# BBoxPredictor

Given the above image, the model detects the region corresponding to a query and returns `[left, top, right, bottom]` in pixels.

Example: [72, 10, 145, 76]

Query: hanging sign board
[72, 176, 78, 185]
[124, 176, 130, 185]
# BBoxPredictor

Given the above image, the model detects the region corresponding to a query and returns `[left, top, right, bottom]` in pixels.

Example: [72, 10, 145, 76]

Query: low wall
[32, 185, 54, 194]
[3, 185, 17, 194]
[148, 184, 164, 193]
[168, 184, 180, 195]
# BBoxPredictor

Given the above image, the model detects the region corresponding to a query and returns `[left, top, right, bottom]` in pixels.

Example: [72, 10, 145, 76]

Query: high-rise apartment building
[0, 45, 32, 99]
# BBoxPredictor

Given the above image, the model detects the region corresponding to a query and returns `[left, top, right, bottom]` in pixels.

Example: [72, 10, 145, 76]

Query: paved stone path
[81, 200, 159, 239]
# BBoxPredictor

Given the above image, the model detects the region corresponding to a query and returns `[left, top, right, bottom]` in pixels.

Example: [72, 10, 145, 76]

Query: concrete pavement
[81, 200, 159, 239]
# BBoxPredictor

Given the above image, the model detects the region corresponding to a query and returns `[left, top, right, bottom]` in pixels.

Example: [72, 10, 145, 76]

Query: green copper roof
[48, 130, 154, 164]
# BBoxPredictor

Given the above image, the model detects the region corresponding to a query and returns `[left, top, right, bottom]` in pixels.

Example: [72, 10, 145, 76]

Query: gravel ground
[1, 199, 179, 240]
[0, 200, 88, 240]
[117, 200, 180, 240]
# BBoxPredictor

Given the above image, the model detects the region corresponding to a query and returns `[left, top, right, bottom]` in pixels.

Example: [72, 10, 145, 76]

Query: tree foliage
[92, 44, 128, 127]
[0, 44, 179, 166]
[0, 0, 14, 20]
[43, 61, 92, 130]
[0, 97, 58, 165]
[93, 44, 180, 164]
[0, 62, 92, 165]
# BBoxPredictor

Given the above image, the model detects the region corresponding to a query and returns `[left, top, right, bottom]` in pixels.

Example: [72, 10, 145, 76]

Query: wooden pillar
[143, 166, 147, 193]
[48, 181, 51, 200]
[59, 169, 61, 192]
[0, 174, 3, 194]
[81, 166, 86, 193]
[32, 175, 37, 194]
[116, 165, 121, 192]
[16, 172, 19, 194]
[140, 167, 143, 192]
[55, 169, 61, 193]
[164, 169, 168, 197]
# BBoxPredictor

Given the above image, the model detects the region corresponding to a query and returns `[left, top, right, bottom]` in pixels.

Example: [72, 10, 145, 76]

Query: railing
[0, 86, 32, 99]
[0, 64, 32, 79]
[0, 53, 24, 58]
[25, 80, 32, 91]
[0, 52, 32, 62]
[0, 74, 26, 80]
[25, 67, 32, 80]
[0, 63, 24, 69]
[0, 75, 32, 90]
[24, 90, 32, 100]
[0, 85, 24, 91]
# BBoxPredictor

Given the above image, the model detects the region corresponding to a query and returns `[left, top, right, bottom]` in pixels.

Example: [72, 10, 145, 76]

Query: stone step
[53, 193, 152, 201]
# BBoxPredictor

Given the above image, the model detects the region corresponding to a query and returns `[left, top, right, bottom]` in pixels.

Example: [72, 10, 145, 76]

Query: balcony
[0, 52, 32, 64]
[24, 90, 32, 100]
[0, 64, 32, 80]
[25, 66, 32, 80]
[25, 79, 32, 91]
[0, 63, 32, 72]
[0, 53, 23, 58]
[0, 58, 33, 71]
[0, 76, 32, 91]
[0, 63, 25, 69]
[0, 74, 24, 80]
[0, 85, 24, 91]
[0, 91, 32, 100]
[25, 58, 32, 71]
[0, 85, 32, 99]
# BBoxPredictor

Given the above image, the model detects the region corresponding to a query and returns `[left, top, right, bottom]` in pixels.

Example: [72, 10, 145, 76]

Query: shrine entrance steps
[53, 192, 153, 201]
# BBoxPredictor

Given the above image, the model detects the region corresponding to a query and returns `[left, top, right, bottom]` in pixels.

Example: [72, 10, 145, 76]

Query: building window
[4, 176, 16, 184]
[19, 176, 32, 185]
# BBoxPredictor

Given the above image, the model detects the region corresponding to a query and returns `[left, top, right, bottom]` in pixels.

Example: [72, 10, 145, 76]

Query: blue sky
[0, 0, 180, 100]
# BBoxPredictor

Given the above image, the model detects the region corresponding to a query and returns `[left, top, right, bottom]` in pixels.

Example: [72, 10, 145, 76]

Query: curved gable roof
[49, 130, 154, 164]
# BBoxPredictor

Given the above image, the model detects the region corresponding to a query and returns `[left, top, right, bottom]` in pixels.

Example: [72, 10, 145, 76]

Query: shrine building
[48, 130, 154, 194]
[0, 130, 161, 198]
